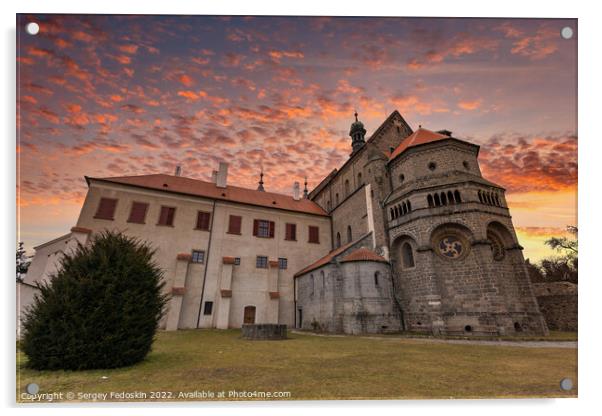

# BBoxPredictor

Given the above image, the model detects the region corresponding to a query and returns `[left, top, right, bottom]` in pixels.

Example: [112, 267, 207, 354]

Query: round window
[437, 235, 464, 259]
[428, 162, 437, 171]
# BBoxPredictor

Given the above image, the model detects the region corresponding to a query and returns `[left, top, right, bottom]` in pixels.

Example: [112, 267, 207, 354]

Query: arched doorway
[243, 306, 256, 324]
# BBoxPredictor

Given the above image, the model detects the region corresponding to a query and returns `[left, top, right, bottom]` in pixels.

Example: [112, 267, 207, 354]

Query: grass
[365, 330, 578, 342]
[17, 329, 577, 402]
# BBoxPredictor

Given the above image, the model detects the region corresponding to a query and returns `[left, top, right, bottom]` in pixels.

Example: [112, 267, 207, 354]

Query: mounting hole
[560, 26, 574, 40]
[428, 162, 437, 171]
[26, 22, 40, 36]
[464, 325, 473, 332]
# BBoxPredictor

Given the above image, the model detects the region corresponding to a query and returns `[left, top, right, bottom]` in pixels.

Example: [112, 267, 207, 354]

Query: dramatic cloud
[16, 15, 577, 260]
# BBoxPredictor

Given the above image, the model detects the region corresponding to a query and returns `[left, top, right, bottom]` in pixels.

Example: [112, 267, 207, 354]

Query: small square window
[278, 258, 288, 270]
[256, 256, 268, 269]
[191, 250, 205, 264]
[234, 257, 241, 265]
[203, 301, 213, 315]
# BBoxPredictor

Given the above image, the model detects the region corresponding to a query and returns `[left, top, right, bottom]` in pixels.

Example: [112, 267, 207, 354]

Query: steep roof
[388, 127, 450, 161]
[294, 237, 360, 277]
[340, 247, 388, 263]
[86, 174, 328, 217]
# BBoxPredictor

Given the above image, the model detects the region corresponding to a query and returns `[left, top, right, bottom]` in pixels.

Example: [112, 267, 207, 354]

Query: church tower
[349, 111, 366, 155]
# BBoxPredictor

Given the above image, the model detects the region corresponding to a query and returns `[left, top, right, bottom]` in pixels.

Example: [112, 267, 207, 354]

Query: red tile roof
[389, 127, 450, 161]
[294, 238, 359, 277]
[340, 247, 388, 264]
[86, 174, 328, 217]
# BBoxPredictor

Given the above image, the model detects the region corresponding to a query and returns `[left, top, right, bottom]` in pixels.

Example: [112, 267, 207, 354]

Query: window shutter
[269, 221, 275, 238]
[166, 207, 175, 225]
[253, 219, 259, 236]
[158, 207, 167, 225]
[128, 202, 148, 223]
[197, 211, 210, 230]
[309, 226, 319, 243]
[285, 223, 292, 240]
[291, 223, 296, 240]
[228, 215, 242, 234]
[95, 198, 117, 220]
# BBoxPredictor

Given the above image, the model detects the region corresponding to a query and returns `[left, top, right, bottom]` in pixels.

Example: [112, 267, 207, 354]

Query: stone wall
[533, 282, 577, 331]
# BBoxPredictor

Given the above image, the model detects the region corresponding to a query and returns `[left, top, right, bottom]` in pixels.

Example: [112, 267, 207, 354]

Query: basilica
[21, 110, 548, 336]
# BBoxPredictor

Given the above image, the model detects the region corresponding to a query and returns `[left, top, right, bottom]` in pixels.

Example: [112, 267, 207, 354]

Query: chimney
[216, 162, 229, 188]
[211, 170, 218, 183]
[293, 181, 300, 201]
[174, 165, 182, 176]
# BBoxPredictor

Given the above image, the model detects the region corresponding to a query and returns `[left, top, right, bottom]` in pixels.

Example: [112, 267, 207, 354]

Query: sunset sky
[16, 14, 577, 262]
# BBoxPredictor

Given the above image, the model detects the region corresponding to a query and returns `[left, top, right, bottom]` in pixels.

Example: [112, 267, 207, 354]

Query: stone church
[21, 110, 548, 336]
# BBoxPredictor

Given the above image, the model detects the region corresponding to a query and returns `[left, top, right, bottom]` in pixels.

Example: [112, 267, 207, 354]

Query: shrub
[21, 231, 168, 370]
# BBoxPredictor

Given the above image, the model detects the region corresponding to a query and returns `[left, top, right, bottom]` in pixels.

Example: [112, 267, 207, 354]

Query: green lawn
[17, 329, 577, 402]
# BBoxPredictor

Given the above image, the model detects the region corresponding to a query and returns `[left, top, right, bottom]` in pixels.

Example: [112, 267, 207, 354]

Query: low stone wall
[241, 324, 287, 340]
[533, 282, 577, 332]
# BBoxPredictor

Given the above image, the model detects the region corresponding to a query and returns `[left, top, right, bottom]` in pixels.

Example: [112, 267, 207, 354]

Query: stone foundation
[241, 324, 287, 340]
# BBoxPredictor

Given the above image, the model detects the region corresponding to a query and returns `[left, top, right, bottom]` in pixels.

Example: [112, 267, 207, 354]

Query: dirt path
[290, 330, 577, 349]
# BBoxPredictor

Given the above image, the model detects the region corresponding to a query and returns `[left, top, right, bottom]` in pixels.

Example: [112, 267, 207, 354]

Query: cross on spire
[354, 111, 358, 122]
[303, 176, 309, 199]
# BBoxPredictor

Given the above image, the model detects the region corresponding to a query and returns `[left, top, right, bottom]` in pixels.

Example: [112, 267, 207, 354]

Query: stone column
[165, 253, 191, 331]
[266, 260, 280, 323]
[216, 257, 235, 329]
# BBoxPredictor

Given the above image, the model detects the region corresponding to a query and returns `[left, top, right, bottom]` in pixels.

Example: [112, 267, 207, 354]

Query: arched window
[402, 202, 407, 215]
[478, 190, 483, 203]
[336, 232, 341, 248]
[447, 190, 454, 204]
[427, 194, 434, 208]
[310, 274, 315, 296]
[441, 192, 447, 206]
[454, 190, 461, 203]
[374, 271, 380, 286]
[335, 193, 339, 205]
[402, 242, 415, 268]
[495, 193, 501, 206]
[347, 225, 353, 243]
[390, 208, 395, 220]
[357, 172, 363, 186]
[434, 193, 441, 206]
[320, 271, 325, 288]
[344, 179, 350, 197]
[486, 192, 492, 205]
[327, 200, 331, 211]
[407, 200, 412, 212]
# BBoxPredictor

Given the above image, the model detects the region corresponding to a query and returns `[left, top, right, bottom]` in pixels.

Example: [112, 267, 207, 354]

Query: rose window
[438, 236, 464, 259]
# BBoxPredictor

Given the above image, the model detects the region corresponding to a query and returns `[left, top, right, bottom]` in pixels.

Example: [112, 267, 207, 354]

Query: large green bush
[22, 231, 168, 370]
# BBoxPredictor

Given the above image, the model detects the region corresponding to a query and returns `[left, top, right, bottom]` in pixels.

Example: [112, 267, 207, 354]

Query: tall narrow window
[203, 301, 213, 315]
[434, 193, 441, 207]
[402, 242, 415, 268]
[94, 197, 118, 220]
[285, 223, 297, 241]
[308, 226, 320, 244]
[447, 190, 454, 204]
[357, 172, 363, 186]
[374, 271, 380, 286]
[196, 211, 211, 230]
[253, 219, 275, 238]
[336, 232, 341, 248]
[344, 179, 350, 196]
[157, 206, 176, 226]
[454, 190, 462, 203]
[227, 215, 242, 234]
[335, 193, 339, 205]
[427, 194, 434, 208]
[347, 226, 353, 243]
[127, 201, 148, 224]
[441, 192, 447, 206]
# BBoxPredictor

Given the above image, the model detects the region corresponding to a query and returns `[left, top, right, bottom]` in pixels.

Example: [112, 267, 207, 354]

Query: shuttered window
[127, 202, 148, 224]
[227, 215, 242, 234]
[94, 198, 118, 220]
[196, 211, 211, 230]
[157, 206, 176, 226]
[285, 223, 297, 241]
[253, 219, 275, 238]
[308, 226, 320, 244]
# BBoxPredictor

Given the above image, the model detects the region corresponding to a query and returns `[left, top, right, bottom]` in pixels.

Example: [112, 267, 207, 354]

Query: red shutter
[228, 215, 242, 234]
[158, 207, 167, 225]
[309, 226, 319, 243]
[166, 207, 175, 226]
[269, 221, 275, 238]
[95, 198, 117, 220]
[285, 223, 292, 240]
[197, 211, 210, 230]
[253, 219, 259, 236]
[128, 202, 148, 223]
[291, 223, 297, 241]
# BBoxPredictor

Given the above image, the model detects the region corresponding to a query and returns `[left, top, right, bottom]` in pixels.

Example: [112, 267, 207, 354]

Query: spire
[303, 177, 309, 199]
[349, 110, 366, 156]
[257, 170, 265, 192]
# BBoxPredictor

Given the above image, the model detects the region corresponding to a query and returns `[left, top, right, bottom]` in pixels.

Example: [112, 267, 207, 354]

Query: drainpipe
[196, 199, 217, 328]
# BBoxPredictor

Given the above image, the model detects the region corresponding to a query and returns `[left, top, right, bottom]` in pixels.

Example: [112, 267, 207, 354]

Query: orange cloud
[118, 44, 139, 54]
[458, 99, 482, 110]
[178, 74, 194, 86]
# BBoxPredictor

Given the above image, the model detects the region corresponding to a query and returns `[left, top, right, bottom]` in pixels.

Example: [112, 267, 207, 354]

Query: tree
[545, 226, 578, 264]
[16, 242, 31, 282]
[21, 231, 168, 370]
[525, 258, 545, 283]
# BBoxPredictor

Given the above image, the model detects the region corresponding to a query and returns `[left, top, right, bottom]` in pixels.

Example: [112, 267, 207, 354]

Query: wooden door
[243, 306, 256, 324]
